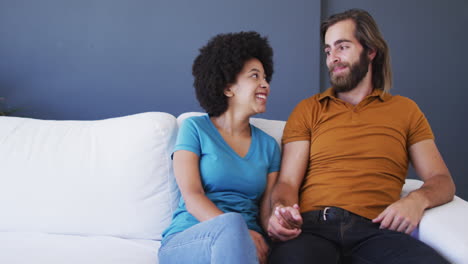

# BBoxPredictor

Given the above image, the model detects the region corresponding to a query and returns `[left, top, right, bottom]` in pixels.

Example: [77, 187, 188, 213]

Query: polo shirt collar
[318, 87, 391, 102]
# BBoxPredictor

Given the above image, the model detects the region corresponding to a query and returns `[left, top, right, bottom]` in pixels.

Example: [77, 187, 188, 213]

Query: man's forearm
[409, 174, 455, 210]
[271, 181, 300, 209]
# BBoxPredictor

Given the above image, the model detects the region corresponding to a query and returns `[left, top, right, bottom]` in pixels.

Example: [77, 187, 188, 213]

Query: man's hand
[275, 204, 303, 229]
[374, 140, 455, 235]
[249, 230, 269, 264]
[372, 195, 426, 234]
[267, 204, 302, 242]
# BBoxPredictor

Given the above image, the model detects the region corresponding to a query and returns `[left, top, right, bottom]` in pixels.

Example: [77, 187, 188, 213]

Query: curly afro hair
[192, 31, 274, 117]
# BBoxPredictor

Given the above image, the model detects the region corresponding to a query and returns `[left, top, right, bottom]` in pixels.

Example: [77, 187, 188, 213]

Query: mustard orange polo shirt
[282, 88, 434, 220]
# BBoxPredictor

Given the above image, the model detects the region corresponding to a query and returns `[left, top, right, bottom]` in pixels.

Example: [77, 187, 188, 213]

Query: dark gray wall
[323, 0, 468, 200]
[1, 0, 467, 199]
[0, 0, 320, 121]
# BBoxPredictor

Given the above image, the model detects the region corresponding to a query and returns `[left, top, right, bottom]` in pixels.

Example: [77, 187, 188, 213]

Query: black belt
[301, 207, 367, 223]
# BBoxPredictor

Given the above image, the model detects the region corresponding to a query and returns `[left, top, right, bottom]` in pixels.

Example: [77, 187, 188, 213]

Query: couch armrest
[419, 196, 468, 264]
[403, 179, 468, 263]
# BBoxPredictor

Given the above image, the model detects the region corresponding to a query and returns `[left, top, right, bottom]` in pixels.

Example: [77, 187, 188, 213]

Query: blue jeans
[158, 212, 258, 264]
[269, 207, 449, 264]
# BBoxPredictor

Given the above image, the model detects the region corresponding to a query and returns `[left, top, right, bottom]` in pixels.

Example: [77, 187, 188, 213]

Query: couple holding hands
[158, 9, 454, 264]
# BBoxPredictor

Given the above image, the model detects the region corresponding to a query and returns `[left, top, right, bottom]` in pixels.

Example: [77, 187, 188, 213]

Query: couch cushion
[0, 231, 160, 264]
[0, 112, 179, 240]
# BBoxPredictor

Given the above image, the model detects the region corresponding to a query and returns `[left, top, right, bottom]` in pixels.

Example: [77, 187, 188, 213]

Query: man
[267, 9, 455, 263]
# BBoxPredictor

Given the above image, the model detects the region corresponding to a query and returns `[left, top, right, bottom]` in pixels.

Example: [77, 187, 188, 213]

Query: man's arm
[409, 139, 455, 208]
[373, 139, 455, 234]
[267, 140, 310, 241]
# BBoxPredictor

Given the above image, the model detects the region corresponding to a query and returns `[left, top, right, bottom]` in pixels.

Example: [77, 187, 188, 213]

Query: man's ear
[368, 48, 377, 61]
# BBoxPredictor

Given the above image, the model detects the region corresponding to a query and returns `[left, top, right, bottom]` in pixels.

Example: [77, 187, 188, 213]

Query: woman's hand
[249, 230, 269, 264]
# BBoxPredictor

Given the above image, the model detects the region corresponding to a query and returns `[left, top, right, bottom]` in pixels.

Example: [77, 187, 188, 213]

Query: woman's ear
[224, 86, 234, 97]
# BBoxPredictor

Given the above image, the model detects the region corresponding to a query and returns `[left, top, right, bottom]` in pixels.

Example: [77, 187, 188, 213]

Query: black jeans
[269, 207, 449, 264]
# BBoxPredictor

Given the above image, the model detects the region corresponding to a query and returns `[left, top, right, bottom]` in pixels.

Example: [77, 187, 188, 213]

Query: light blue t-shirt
[162, 115, 281, 238]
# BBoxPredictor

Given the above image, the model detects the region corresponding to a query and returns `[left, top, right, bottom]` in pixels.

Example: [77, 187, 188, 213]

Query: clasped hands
[267, 204, 303, 242]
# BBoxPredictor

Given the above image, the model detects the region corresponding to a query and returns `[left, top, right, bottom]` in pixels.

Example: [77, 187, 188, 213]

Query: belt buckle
[323, 207, 331, 221]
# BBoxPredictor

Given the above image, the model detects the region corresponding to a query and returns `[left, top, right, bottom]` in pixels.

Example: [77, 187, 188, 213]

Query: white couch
[0, 112, 467, 264]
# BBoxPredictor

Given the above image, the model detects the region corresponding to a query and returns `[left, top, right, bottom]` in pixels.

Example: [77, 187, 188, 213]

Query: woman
[158, 31, 280, 264]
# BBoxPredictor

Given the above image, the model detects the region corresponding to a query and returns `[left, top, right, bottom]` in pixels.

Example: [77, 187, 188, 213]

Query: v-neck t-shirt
[162, 115, 281, 238]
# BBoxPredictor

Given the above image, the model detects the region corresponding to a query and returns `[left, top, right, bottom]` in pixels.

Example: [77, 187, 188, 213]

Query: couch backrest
[0, 112, 180, 240]
[176, 112, 286, 148]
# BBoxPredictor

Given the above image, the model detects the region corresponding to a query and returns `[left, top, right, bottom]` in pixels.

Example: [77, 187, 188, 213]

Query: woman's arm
[259, 171, 279, 230]
[173, 150, 224, 221]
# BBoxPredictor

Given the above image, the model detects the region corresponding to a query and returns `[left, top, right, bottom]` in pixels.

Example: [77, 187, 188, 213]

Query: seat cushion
[0, 231, 160, 264]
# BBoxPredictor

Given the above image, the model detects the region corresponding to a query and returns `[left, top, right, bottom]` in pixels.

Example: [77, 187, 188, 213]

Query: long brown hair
[321, 9, 392, 92]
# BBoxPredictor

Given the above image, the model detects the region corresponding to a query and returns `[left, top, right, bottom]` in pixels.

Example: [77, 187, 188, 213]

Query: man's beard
[329, 50, 370, 93]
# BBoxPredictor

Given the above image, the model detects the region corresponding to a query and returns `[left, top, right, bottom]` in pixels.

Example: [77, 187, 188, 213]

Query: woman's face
[225, 58, 270, 115]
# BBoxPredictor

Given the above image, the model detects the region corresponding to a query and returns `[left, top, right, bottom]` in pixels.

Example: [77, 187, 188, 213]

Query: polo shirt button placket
[351, 108, 358, 122]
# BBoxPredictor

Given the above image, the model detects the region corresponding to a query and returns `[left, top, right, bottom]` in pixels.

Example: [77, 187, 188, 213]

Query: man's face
[324, 19, 371, 93]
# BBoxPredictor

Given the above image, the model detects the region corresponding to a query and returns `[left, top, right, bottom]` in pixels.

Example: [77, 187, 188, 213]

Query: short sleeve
[173, 118, 201, 157]
[407, 102, 434, 146]
[282, 98, 314, 145]
[268, 142, 281, 173]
